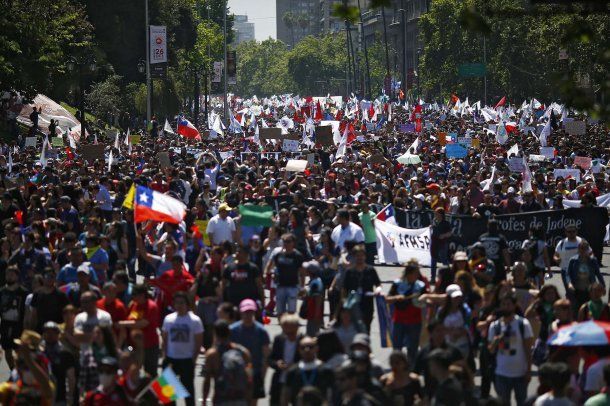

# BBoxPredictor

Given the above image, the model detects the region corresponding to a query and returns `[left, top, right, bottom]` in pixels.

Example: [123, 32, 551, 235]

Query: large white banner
[150, 25, 167, 64]
[375, 220, 431, 266]
[562, 193, 610, 209]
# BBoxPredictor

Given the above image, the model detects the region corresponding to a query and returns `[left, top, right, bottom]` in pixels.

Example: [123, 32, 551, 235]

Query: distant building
[276, 0, 319, 47]
[233, 15, 255, 44]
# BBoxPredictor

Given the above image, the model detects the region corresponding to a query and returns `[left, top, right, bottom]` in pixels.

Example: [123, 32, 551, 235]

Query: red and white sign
[150, 25, 167, 64]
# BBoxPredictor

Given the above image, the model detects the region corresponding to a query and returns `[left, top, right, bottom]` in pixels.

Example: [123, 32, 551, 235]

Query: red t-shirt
[149, 269, 194, 310]
[97, 298, 128, 323]
[127, 299, 160, 348]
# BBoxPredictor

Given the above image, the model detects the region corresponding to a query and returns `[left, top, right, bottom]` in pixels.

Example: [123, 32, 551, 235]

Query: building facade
[233, 15, 255, 44]
[276, 0, 320, 47]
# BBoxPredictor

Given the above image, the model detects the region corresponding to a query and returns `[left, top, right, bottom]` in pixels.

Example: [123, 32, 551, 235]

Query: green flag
[239, 204, 273, 227]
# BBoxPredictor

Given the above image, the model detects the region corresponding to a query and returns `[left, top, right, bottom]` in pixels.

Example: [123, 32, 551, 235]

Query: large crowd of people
[0, 92, 608, 405]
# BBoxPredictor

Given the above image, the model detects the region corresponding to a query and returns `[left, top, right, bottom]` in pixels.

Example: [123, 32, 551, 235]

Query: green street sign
[458, 63, 487, 77]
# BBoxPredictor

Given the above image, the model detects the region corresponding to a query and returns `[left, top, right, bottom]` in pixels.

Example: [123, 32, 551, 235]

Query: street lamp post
[145, 0, 152, 123]
[187, 66, 201, 127]
[67, 56, 96, 138]
[416, 48, 421, 99]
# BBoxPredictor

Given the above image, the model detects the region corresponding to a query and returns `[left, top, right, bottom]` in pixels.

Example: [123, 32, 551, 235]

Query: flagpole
[223, 0, 228, 126]
[483, 35, 487, 107]
[134, 377, 155, 402]
[145, 0, 151, 123]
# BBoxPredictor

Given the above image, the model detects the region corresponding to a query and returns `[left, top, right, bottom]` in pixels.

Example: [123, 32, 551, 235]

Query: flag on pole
[539, 119, 550, 147]
[124, 128, 130, 146]
[114, 132, 120, 149]
[93, 133, 98, 145]
[40, 138, 48, 168]
[164, 119, 174, 134]
[134, 186, 186, 224]
[376, 296, 394, 348]
[494, 96, 506, 109]
[376, 204, 397, 225]
[145, 367, 190, 404]
[108, 150, 113, 172]
[522, 156, 533, 193]
[239, 204, 273, 227]
[496, 122, 508, 145]
[7, 150, 12, 173]
[123, 184, 136, 210]
[177, 117, 201, 139]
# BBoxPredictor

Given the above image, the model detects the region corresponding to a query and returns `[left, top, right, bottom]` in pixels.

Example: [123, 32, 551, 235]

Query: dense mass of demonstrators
[0, 90, 608, 405]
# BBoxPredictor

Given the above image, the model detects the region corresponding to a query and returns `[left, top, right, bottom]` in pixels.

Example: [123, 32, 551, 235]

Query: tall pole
[194, 71, 200, 127]
[145, 0, 151, 123]
[345, 25, 352, 96]
[357, 0, 371, 99]
[483, 35, 487, 106]
[80, 68, 86, 137]
[381, 7, 390, 75]
[401, 2, 407, 97]
[223, 0, 228, 124]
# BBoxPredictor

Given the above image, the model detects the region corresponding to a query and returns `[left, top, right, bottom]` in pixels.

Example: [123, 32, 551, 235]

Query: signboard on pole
[150, 26, 167, 64]
[227, 51, 236, 85]
[212, 62, 222, 83]
[458, 63, 486, 77]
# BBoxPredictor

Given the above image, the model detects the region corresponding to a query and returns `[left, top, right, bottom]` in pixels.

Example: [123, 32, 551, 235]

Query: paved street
[2, 246, 609, 404]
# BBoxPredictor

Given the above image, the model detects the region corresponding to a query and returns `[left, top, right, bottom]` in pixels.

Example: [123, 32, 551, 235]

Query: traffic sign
[458, 63, 486, 77]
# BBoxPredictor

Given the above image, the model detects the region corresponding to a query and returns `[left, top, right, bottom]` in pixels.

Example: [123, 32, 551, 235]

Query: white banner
[375, 220, 431, 266]
[213, 61, 222, 83]
[563, 193, 610, 209]
[150, 25, 167, 64]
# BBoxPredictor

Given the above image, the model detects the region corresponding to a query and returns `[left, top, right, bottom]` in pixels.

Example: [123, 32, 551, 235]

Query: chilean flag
[134, 186, 186, 224]
[177, 116, 201, 140]
[376, 204, 397, 225]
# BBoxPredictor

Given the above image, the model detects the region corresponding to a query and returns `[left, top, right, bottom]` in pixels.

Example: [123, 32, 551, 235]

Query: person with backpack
[161, 291, 203, 406]
[203, 319, 252, 406]
[488, 293, 534, 406]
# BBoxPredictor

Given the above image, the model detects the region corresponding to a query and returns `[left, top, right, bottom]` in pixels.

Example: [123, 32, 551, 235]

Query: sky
[229, 0, 276, 41]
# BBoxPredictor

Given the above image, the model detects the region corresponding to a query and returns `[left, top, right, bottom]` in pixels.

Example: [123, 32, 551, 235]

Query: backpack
[490, 316, 526, 370]
[216, 345, 249, 401]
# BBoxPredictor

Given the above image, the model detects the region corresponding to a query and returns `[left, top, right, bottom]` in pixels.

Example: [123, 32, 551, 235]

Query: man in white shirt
[201, 152, 220, 192]
[553, 223, 582, 291]
[206, 203, 237, 246]
[331, 209, 365, 251]
[488, 293, 534, 406]
[73, 291, 112, 350]
[161, 291, 203, 406]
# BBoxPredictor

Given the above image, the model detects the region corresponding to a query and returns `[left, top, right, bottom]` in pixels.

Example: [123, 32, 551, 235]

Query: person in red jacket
[147, 254, 194, 316]
[96, 281, 128, 346]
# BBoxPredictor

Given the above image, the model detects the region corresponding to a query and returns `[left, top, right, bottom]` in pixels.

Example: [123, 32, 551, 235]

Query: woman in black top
[380, 350, 422, 405]
[342, 245, 381, 333]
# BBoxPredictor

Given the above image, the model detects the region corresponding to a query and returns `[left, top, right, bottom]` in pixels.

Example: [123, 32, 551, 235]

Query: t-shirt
[74, 309, 112, 347]
[127, 299, 160, 348]
[433, 376, 464, 406]
[96, 298, 128, 324]
[30, 289, 70, 332]
[0, 286, 28, 326]
[206, 215, 236, 245]
[585, 393, 610, 406]
[534, 392, 575, 406]
[273, 250, 304, 287]
[555, 237, 582, 270]
[488, 316, 533, 378]
[222, 261, 261, 306]
[584, 357, 610, 393]
[358, 212, 377, 243]
[331, 222, 365, 250]
[342, 266, 381, 313]
[162, 311, 203, 359]
[478, 232, 508, 269]
[388, 279, 426, 324]
[230, 321, 270, 375]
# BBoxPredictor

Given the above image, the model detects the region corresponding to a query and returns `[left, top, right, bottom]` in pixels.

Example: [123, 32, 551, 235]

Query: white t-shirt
[331, 222, 365, 250]
[206, 215, 236, 245]
[162, 311, 204, 359]
[533, 392, 574, 406]
[74, 309, 112, 349]
[555, 237, 582, 270]
[204, 164, 220, 191]
[488, 316, 533, 378]
[585, 357, 610, 392]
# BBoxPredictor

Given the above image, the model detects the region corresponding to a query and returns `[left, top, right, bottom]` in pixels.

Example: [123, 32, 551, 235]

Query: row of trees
[419, 0, 609, 118]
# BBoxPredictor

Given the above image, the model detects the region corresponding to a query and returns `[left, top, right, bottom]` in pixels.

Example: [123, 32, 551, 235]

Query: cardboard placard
[574, 156, 592, 170]
[472, 138, 480, 149]
[457, 137, 472, 147]
[438, 132, 447, 146]
[508, 157, 525, 172]
[285, 159, 308, 172]
[80, 144, 106, 163]
[445, 144, 468, 158]
[315, 126, 334, 146]
[306, 153, 315, 166]
[564, 120, 586, 135]
[129, 134, 141, 145]
[540, 147, 555, 159]
[219, 151, 234, 160]
[158, 152, 171, 168]
[25, 137, 37, 147]
[51, 137, 64, 147]
[553, 169, 581, 182]
[259, 127, 282, 140]
[528, 154, 546, 162]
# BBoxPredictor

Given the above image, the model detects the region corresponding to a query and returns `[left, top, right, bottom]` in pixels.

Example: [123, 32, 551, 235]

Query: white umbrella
[397, 153, 421, 165]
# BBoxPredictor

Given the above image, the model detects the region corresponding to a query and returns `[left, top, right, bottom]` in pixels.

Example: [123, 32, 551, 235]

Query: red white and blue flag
[134, 186, 186, 224]
[177, 116, 201, 140]
[376, 204, 397, 225]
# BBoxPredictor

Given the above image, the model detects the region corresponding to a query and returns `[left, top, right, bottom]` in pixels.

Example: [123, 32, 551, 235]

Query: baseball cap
[43, 321, 61, 332]
[350, 333, 371, 349]
[218, 203, 232, 212]
[446, 284, 463, 298]
[453, 251, 468, 261]
[239, 298, 257, 313]
[77, 263, 91, 276]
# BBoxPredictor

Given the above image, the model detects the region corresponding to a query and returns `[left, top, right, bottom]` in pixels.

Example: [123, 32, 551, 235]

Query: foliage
[0, 0, 93, 98]
[235, 39, 293, 96]
[85, 75, 125, 119]
[419, 0, 610, 119]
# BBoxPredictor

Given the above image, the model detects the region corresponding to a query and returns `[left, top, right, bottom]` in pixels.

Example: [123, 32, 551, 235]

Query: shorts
[252, 373, 265, 399]
[0, 323, 21, 350]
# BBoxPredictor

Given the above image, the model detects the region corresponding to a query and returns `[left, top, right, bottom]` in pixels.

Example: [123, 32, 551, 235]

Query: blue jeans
[494, 375, 527, 406]
[276, 286, 298, 315]
[392, 322, 422, 365]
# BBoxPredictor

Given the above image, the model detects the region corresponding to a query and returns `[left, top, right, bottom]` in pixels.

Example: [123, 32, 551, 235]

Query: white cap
[446, 283, 463, 298]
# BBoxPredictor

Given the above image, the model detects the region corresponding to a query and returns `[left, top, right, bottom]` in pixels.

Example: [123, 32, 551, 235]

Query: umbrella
[397, 153, 421, 165]
[547, 320, 610, 346]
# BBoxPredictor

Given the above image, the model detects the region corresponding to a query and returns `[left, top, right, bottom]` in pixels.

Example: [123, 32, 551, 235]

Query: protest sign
[553, 168, 581, 182]
[194, 219, 211, 246]
[285, 159, 308, 172]
[129, 135, 141, 145]
[574, 156, 592, 170]
[25, 137, 37, 147]
[315, 126, 334, 146]
[80, 144, 106, 163]
[158, 152, 171, 168]
[218, 151, 234, 160]
[437, 132, 447, 146]
[306, 153, 315, 166]
[472, 138, 480, 149]
[529, 154, 546, 162]
[508, 157, 526, 172]
[448, 132, 458, 143]
[375, 220, 431, 266]
[51, 137, 64, 147]
[445, 144, 468, 158]
[259, 127, 282, 140]
[282, 139, 300, 152]
[540, 147, 555, 159]
[564, 120, 586, 135]
[457, 137, 472, 147]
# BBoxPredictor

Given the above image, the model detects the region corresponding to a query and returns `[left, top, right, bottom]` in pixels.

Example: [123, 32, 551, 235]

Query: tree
[234, 39, 292, 96]
[86, 75, 124, 120]
[0, 0, 93, 98]
[283, 12, 296, 48]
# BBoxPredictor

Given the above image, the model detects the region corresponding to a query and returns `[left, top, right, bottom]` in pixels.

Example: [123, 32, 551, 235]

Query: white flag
[496, 122, 508, 145]
[522, 156, 532, 193]
[114, 132, 120, 149]
[40, 139, 48, 168]
[507, 143, 519, 158]
[7, 151, 12, 173]
[164, 119, 174, 134]
[124, 128, 130, 146]
[539, 120, 550, 147]
[94, 133, 98, 145]
[108, 150, 113, 172]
